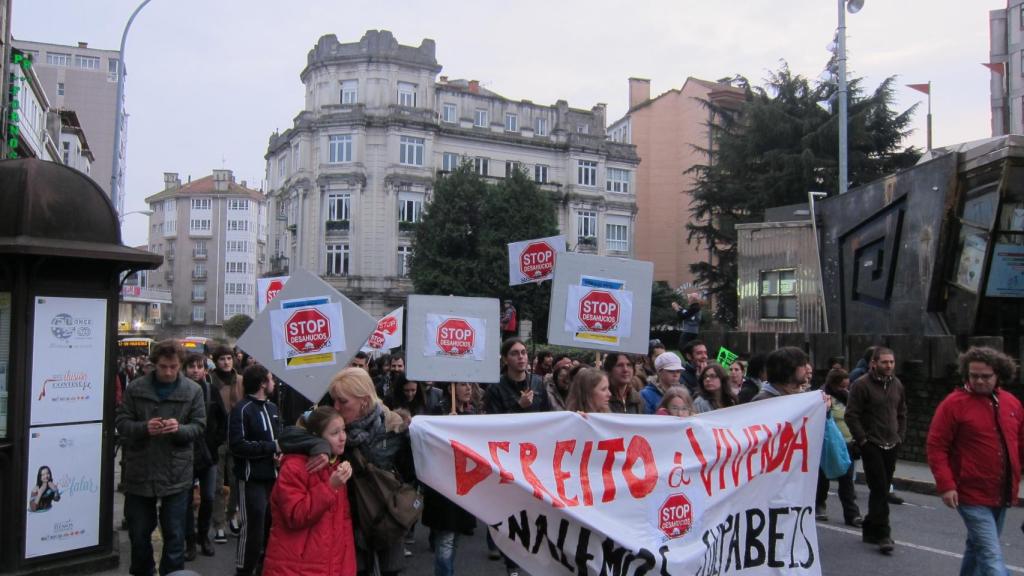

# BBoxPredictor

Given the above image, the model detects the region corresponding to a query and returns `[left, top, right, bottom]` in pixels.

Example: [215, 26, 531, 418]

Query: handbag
[821, 414, 853, 480]
[347, 447, 423, 551]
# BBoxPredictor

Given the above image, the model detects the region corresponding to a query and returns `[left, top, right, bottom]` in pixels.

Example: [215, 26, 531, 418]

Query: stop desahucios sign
[436, 317, 475, 356]
[658, 493, 693, 539]
[578, 289, 620, 332]
[285, 308, 331, 354]
[520, 241, 556, 280]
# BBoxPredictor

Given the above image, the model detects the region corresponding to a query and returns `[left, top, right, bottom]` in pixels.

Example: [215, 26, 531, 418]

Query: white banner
[361, 306, 405, 352]
[30, 297, 107, 425]
[508, 235, 566, 285]
[564, 285, 633, 346]
[257, 275, 289, 312]
[411, 393, 825, 576]
[423, 314, 486, 361]
[25, 422, 102, 558]
[269, 297, 345, 369]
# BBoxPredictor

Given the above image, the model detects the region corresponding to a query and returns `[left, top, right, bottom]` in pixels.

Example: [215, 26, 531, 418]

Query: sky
[13, 0, 1006, 247]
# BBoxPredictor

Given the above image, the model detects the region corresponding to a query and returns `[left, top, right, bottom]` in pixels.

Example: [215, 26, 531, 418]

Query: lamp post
[118, 208, 153, 225]
[110, 0, 154, 218]
[837, 0, 863, 194]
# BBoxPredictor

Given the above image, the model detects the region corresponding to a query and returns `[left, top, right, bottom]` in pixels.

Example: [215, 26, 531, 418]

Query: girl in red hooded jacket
[262, 406, 356, 576]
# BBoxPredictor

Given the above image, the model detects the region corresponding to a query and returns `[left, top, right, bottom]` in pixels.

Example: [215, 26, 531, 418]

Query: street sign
[406, 295, 500, 383]
[507, 235, 566, 285]
[577, 289, 620, 332]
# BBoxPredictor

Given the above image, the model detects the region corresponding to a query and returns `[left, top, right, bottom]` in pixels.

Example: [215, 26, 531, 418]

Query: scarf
[346, 402, 385, 450]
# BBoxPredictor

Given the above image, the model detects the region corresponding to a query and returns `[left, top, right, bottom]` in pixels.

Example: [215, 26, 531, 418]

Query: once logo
[658, 493, 693, 539]
[577, 290, 620, 332]
[436, 318, 475, 356]
[266, 279, 284, 304]
[377, 315, 398, 335]
[520, 241, 556, 279]
[284, 308, 331, 354]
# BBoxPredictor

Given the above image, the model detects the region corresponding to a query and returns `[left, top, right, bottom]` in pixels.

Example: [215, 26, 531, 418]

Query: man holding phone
[116, 339, 206, 576]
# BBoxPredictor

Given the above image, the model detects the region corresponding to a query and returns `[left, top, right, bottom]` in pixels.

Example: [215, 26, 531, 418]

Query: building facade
[57, 110, 93, 176]
[145, 170, 267, 333]
[265, 30, 639, 316]
[607, 77, 745, 291]
[7, 48, 58, 161]
[12, 40, 122, 207]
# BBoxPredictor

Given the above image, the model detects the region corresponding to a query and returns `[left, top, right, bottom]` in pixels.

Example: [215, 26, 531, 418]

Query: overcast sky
[14, 0, 1005, 247]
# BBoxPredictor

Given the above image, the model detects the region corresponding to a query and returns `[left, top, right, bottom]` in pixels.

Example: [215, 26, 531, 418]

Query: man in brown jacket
[209, 345, 243, 542]
[845, 347, 906, 555]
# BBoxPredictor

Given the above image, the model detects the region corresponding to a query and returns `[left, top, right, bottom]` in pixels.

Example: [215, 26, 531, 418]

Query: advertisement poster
[985, 242, 1024, 297]
[269, 297, 345, 369]
[257, 275, 290, 312]
[956, 233, 986, 292]
[30, 296, 107, 426]
[410, 393, 825, 576]
[361, 306, 404, 352]
[25, 422, 102, 558]
[0, 292, 10, 437]
[564, 277, 633, 346]
[423, 314, 487, 361]
[507, 235, 566, 286]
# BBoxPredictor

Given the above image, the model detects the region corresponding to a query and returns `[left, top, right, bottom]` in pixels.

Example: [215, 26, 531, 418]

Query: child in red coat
[262, 407, 356, 576]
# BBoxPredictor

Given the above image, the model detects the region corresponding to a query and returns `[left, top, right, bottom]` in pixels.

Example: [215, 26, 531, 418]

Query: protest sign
[411, 393, 825, 575]
[508, 235, 566, 285]
[237, 268, 376, 402]
[405, 295, 500, 383]
[256, 275, 289, 312]
[361, 306, 405, 352]
[547, 253, 653, 353]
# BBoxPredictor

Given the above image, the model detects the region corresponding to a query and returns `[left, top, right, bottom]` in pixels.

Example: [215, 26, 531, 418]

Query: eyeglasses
[968, 373, 996, 382]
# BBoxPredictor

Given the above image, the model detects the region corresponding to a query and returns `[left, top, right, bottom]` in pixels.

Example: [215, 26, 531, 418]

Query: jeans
[958, 505, 1008, 576]
[125, 490, 190, 576]
[186, 464, 218, 541]
[433, 530, 459, 576]
[816, 464, 860, 523]
[860, 442, 897, 541]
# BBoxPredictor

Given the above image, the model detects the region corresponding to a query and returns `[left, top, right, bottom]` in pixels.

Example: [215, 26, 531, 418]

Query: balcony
[398, 220, 418, 235]
[276, 211, 288, 221]
[191, 271, 207, 281]
[191, 294, 206, 303]
[192, 250, 207, 260]
[164, 271, 174, 283]
[269, 254, 290, 275]
[287, 224, 297, 235]
[576, 236, 597, 252]
[325, 220, 350, 233]
[165, 251, 175, 261]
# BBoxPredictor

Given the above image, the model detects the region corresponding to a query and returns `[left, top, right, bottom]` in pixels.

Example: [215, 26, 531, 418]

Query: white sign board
[547, 254, 653, 353]
[507, 235, 566, 285]
[30, 296, 107, 425]
[237, 269, 377, 403]
[256, 275, 289, 312]
[411, 393, 825, 576]
[405, 295, 501, 383]
[361, 307, 405, 352]
[25, 422, 103, 558]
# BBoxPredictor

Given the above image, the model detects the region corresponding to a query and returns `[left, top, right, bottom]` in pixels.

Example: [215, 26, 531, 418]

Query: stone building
[990, 0, 1024, 136]
[265, 30, 639, 316]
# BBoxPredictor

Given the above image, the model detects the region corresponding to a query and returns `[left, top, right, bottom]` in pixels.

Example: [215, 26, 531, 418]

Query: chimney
[241, 180, 247, 188]
[78, 41, 88, 49]
[468, 80, 479, 94]
[163, 172, 180, 190]
[212, 169, 233, 191]
[628, 77, 651, 109]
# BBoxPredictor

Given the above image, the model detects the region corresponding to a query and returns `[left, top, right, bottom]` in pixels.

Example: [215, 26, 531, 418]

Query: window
[191, 197, 211, 210]
[57, 82, 64, 96]
[577, 160, 597, 187]
[474, 157, 489, 176]
[340, 80, 357, 104]
[505, 113, 518, 132]
[442, 152, 459, 172]
[326, 243, 349, 276]
[505, 161, 522, 177]
[108, 58, 119, 81]
[576, 211, 597, 241]
[292, 143, 300, 169]
[227, 220, 249, 231]
[329, 134, 352, 163]
[192, 285, 206, 301]
[399, 198, 422, 223]
[606, 221, 629, 252]
[398, 82, 417, 107]
[577, 124, 590, 134]
[278, 154, 288, 178]
[760, 269, 798, 319]
[194, 239, 207, 257]
[228, 199, 249, 210]
[75, 55, 100, 70]
[192, 306, 206, 322]
[474, 109, 489, 128]
[327, 193, 351, 221]
[193, 263, 207, 279]
[189, 219, 210, 231]
[398, 246, 413, 277]
[442, 103, 457, 123]
[534, 164, 548, 184]
[62, 141, 70, 164]
[535, 117, 548, 136]
[226, 262, 250, 274]
[46, 52, 70, 66]
[606, 168, 632, 194]
[399, 136, 424, 166]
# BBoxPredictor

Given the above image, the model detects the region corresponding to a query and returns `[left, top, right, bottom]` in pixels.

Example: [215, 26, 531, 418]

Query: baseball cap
[655, 352, 683, 372]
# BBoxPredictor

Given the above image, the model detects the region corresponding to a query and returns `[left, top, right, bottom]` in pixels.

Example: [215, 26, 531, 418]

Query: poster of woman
[28, 465, 60, 512]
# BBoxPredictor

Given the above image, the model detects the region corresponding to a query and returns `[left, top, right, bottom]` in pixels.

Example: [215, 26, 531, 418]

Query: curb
[854, 471, 937, 497]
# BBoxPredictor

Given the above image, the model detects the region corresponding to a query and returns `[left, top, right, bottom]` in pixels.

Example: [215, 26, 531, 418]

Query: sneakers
[814, 509, 828, 521]
[488, 550, 502, 561]
[200, 536, 215, 557]
[887, 493, 904, 505]
[846, 516, 863, 528]
[878, 537, 895, 554]
[213, 529, 228, 544]
[229, 517, 241, 535]
[403, 547, 412, 557]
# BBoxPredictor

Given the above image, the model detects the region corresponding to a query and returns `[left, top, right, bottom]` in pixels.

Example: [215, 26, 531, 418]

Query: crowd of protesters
[113, 330, 1020, 575]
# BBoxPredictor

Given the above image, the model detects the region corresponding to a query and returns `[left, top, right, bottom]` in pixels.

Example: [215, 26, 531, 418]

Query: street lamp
[110, 0, 155, 218]
[118, 208, 153, 224]
[837, 0, 863, 194]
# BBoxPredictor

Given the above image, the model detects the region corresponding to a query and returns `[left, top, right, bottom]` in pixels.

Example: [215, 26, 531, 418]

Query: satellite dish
[847, 0, 864, 14]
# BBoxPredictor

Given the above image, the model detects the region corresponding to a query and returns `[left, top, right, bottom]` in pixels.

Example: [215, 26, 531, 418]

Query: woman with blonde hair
[565, 367, 611, 414]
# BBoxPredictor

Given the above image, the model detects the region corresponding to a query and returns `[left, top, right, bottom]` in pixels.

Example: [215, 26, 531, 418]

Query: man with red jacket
[927, 346, 1024, 576]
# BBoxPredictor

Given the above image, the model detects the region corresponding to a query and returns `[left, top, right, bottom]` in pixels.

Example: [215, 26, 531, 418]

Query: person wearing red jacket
[262, 407, 356, 576]
[927, 346, 1023, 576]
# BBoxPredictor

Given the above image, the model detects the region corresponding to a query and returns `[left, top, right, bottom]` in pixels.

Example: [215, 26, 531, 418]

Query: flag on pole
[906, 83, 930, 95]
[982, 62, 1006, 75]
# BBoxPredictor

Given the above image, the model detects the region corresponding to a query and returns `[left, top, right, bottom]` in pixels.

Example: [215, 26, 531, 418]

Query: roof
[144, 174, 265, 203]
[620, 76, 747, 117]
[438, 78, 506, 99]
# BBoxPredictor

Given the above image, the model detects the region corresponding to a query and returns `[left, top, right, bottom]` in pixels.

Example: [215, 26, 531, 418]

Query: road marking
[817, 523, 1024, 573]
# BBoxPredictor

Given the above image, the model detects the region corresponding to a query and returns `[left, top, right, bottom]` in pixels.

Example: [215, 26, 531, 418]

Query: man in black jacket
[183, 352, 226, 559]
[484, 338, 550, 415]
[228, 364, 281, 576]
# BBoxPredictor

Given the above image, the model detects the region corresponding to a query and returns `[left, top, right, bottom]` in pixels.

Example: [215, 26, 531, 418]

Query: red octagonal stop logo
[520, 241, 556, 279]
[436, 318, 475, 356]
[285, 308, 331, 354]
[659, 493, 693, 539]
[266, 279, 284, 304]
[578, 289, 620, 332]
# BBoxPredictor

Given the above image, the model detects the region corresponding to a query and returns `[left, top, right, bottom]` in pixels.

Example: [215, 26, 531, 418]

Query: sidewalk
[860, 459, 1024, 500]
